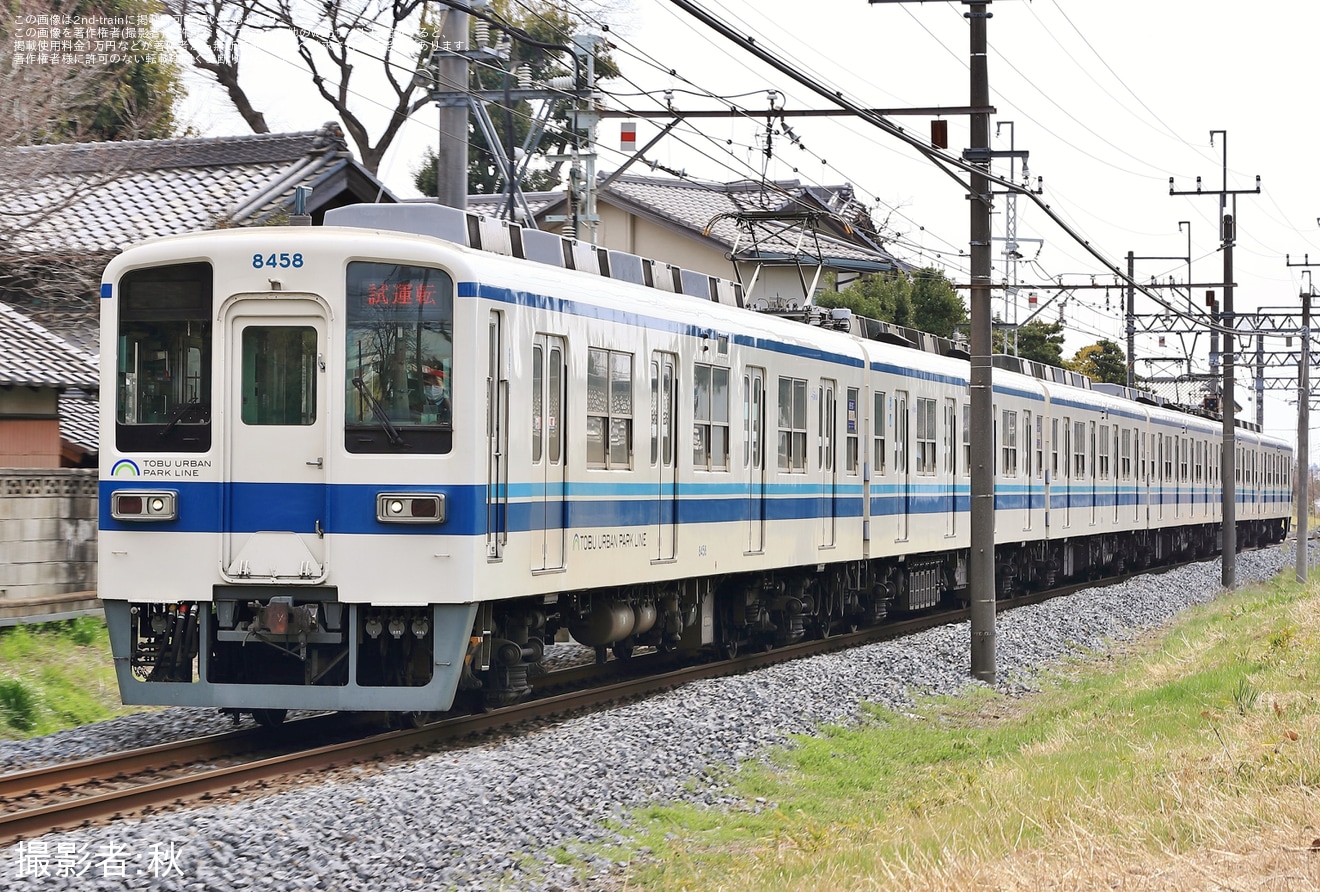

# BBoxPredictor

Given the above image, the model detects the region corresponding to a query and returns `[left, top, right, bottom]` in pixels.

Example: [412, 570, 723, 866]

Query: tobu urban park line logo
[111, 459, 140, 477]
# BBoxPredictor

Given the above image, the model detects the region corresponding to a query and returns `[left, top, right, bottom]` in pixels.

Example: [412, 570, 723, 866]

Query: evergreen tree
[1069, 339, 1128, 384]
[817, 267, 965, 336]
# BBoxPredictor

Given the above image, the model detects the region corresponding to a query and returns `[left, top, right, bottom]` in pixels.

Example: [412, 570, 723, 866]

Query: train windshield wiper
[351, 377, 405, 447]
[158, 400, 208, 439]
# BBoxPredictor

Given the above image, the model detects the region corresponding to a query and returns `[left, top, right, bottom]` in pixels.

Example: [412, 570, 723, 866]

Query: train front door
[221, 297, 328, 581]
[531, 334, 566, 572]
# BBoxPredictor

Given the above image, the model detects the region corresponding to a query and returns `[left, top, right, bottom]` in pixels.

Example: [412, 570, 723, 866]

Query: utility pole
[966, 0, 996, 683]
[1170, 130, 1260, 588]
[433, 2, 471, 209]
[1287, 256, 1317, 582]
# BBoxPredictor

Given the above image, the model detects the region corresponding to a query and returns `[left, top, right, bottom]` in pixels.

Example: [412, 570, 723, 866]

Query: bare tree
[166, 0, 435, 173]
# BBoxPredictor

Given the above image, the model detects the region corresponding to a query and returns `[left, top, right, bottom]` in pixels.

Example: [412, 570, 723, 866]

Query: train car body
[98, 204, 1292, 718]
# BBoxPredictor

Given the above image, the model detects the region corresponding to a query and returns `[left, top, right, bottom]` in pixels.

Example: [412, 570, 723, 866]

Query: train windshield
[115, 262, 213, 453]
[344, 261, 454, 453]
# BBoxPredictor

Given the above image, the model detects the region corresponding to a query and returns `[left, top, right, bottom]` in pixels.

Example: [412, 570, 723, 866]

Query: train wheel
[612, 641, 635, 661]
[252, 709, 287, 729]
[720, 638, 739, 660]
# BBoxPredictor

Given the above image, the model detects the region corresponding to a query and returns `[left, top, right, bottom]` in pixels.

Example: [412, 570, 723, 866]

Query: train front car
[99, 227, 480, 720]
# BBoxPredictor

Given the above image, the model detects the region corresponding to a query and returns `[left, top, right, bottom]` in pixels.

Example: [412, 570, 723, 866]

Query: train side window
[1034, 413, 1043, 478]
[873, 391, 887, 476]
[1098, 423, 1110, 479]
[115, 262, 213, 453]
[587, 347, 633, 470]
[962, 402, 971, 475]
[694, 361, 729, 471]
[1073, 421, 1087, 479]
[845, 387, 859, 474]
[916, 397, 937, 476]
[778, 376, 808, 472]
[1121, 428, 1131, 480]
[533, 346, 544, 464]
[241, 326, 317, 425]
[1062, 418, 1072, 479]
[1051, 417, 1059, 479]
[1001, 409, 1018, 477]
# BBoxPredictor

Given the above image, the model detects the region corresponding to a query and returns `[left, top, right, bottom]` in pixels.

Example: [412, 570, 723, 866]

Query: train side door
[486, 312, 508, 560]
[895, 390, 909, 541]
[1062, 417, 1071, 529]
[745, 366, 765, 553]
[222, 298, 327, 580]
[945, 398, 958, 537]
[819, 378, 837, 547]
[531, 334, 566, 571]
[652, 352, 678, 561]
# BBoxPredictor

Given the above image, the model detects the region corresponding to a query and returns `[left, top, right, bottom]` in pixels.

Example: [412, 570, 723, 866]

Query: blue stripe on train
[99, 480, 1283, 537]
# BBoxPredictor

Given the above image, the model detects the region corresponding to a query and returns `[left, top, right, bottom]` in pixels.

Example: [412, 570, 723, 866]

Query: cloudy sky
[168, 0, 1320, 454]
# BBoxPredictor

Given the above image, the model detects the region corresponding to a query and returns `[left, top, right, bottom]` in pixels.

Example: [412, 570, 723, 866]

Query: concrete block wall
[0, 469, 97, 601]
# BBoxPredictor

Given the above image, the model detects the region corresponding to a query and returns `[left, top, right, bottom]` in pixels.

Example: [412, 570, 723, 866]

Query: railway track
[0, 559, 1204, 847]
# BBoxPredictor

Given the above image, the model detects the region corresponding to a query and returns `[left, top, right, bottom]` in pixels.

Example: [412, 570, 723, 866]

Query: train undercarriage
[114, 517, 1289, 720]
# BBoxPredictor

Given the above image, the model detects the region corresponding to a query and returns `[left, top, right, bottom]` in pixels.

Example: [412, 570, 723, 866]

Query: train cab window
[344, 261, 454, 453]
[588, 348, 634, 470]
[1121, 429, 1132, 480]
[1098, 424, 1110, 479]
[115, 262, 213, 452]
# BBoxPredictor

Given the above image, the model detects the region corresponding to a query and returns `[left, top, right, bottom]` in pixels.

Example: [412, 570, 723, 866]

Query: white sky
[166, 0, 1320, 457]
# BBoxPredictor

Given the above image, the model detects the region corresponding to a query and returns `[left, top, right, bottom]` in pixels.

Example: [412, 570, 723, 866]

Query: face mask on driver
[425, 385, 443, 402]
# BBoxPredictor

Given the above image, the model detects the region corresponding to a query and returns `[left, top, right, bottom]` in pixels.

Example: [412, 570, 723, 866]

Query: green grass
[612, 570, 1320, 890]
[0, 616, 150, 738]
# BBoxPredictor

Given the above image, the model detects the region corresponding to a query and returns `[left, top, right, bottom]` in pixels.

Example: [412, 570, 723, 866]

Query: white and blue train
[98, 203, 1293, 721]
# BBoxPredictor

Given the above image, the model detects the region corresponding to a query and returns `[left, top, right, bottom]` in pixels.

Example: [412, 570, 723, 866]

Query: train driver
[417, 364, 451, 425]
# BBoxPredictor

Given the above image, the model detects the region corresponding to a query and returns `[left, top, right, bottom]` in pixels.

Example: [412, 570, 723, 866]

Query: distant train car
[98, 204, 1292, 721]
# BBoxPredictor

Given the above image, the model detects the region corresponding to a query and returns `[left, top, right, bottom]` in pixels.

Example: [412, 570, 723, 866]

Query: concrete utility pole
[965, 0, 996, 683]
[1286, 256, 1318, 582]
[433, 3, 471, 210]
[1170, 131, 1260, 589]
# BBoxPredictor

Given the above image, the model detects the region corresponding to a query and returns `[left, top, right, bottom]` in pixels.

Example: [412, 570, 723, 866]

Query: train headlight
[376, 493, 445, 524]
[111, 490, 178, 521]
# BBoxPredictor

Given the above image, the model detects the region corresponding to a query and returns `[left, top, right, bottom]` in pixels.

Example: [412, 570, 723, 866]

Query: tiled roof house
[0, 122, 395, 466]
[468, 173, 902, 305]
[0, 301, 98, 467]
[0, 122, 395, 349]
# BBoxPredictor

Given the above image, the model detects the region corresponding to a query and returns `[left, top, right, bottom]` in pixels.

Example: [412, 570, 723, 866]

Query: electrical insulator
[517, 64, 531, 90]
[474, 20, 490, 47]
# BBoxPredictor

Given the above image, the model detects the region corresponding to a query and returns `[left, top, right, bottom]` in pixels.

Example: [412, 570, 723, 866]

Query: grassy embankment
[617, 570, 1320, 890]
[0, 616, 146, 738]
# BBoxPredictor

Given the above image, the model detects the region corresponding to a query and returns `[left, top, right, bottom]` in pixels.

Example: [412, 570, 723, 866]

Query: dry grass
[620, 574, 1320, 892]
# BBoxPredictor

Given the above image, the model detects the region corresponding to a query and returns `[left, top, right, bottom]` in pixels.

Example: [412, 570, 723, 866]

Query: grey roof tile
[58, 389, 98, 452]
[2, 123, 392, 256]
[0, 301, 97, 389]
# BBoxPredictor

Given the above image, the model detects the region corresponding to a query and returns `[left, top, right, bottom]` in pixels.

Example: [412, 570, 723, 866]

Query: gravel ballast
[0, 545, 1299, 890]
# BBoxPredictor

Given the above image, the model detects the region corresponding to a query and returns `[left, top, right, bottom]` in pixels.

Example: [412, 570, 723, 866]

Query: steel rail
[0, 554, 1237, 846]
